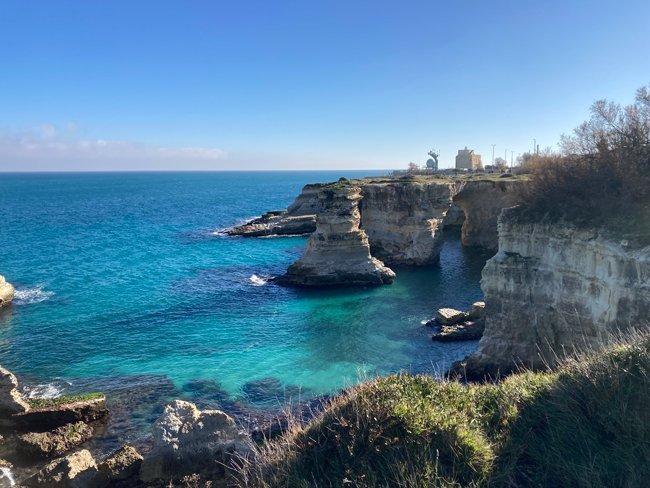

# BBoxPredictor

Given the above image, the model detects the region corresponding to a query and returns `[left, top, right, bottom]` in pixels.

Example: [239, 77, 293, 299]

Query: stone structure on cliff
[454, 207, 650, 378]
[277, 182, 395, 286]
[0, 276, 14, 308]
[455, 147, 482, 170]
[453, 179, 522, 250]
[359, 180, 455, 265]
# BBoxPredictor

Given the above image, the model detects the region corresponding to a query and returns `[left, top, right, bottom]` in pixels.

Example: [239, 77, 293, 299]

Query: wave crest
[249, 274, 270, 286]
[13, 286, 54, 305]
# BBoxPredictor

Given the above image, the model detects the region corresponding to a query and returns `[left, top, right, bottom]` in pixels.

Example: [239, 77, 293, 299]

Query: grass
[235, 332, 650, 487]
[27, 392, 104, 409]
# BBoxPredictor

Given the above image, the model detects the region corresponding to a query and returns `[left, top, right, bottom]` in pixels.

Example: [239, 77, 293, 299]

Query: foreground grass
[237, 334, 650, 487]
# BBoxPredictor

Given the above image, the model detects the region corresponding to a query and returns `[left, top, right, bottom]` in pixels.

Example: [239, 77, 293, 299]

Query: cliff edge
[454, 207, 650, 378]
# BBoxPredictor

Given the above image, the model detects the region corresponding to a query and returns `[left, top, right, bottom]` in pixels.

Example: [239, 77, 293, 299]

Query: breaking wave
[13, 286, 54, 305]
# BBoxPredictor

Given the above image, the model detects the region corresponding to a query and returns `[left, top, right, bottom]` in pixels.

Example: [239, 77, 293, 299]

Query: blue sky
[0, 0, 648, 171]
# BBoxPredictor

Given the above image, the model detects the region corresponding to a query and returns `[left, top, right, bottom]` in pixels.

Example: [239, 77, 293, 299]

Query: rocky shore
[227, 175, 527, 287]
[225, 183, 322, 237]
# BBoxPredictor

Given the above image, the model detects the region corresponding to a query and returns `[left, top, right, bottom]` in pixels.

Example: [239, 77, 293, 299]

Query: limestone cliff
[0, 275, 14, 307]
[453, 179, 523, 250]
[277, 183, 395, 286]
[359, 180, 455, 265]
[455, 207, 650, 378]
[226, 184, 321, 237]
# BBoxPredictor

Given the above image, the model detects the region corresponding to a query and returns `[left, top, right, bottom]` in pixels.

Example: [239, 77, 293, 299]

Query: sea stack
[278, 181, 395, 286]
[0, 275, 15, 308]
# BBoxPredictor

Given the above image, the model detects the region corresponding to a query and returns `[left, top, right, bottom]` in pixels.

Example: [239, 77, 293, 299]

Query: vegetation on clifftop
[518, 84, 650, 244]
[237, 333, 650, 487]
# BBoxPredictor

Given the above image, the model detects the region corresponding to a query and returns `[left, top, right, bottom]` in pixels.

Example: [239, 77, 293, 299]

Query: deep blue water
[0, 171, 489, 444]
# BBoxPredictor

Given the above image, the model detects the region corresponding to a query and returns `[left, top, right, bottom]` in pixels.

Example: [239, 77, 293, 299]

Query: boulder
[0, 366, 29, 416]
[0, 460, 15, 488]
[97, 445, 142, 484]
[0, 276, 14, 308]
[12, 395, 108, 431]
[432, 319, 485, 342]
[15, 422, 93, 460]
[23, 449, 99, 487]
[435, 308, 467, 326]
[470, 301, 486, 319]
[139, 400, 253, 483]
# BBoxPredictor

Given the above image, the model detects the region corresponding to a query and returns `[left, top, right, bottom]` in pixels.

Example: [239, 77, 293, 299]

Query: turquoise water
[0, 171, 488, 434]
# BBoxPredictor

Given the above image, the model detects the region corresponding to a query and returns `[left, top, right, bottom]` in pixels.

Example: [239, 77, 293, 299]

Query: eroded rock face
[15, 422, 93, 460]
[97, 445, 143, 484]
[139, 400, 252, 483]
[13, 396, 108, 431]
[24, 449, 98, 487]
[0, 366, 29, 416]
[453, 179, 523, 249]
[277, 184, 395, 286]
[226, 183, 322, 237]
[0, 276, 14, 308]
[359, 180, 455, 265]
[455, 208, 650, 378]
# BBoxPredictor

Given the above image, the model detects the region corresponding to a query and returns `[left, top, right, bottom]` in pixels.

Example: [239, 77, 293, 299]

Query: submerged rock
[23, 449, 98, 487]
[15, 421, 93, 460]
[0, 367, 29, 417]
[139, 400, 253, 483]
[0, 277, 14, 308]
[278, 184, 395, 287]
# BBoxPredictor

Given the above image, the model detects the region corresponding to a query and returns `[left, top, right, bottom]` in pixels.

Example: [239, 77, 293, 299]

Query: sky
[0, 0, 649, 171]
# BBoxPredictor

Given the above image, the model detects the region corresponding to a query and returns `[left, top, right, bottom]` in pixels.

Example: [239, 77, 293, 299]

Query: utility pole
[504, 148, 507, 161]
[510, 150, 514, 168]
[533, 139, 536, 155]
[491, 144, 496, 165]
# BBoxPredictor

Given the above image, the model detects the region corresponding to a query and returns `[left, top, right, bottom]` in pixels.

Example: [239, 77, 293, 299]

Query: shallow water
[0, 171, 489, 446]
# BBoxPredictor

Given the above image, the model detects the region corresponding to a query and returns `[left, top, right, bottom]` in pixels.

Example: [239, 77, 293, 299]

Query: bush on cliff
[236, 333, 650, 487]
[518, 84, 650, 242]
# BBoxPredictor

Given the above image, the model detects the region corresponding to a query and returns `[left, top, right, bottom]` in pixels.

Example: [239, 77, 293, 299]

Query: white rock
[436, 308, 467, 325]
[0, 276, 14, 308]
[140, 400, 252, 482]
[23, 449, 98, 487]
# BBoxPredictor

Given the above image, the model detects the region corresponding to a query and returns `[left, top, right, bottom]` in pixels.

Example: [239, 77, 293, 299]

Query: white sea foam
[249, 274, 270, 286]
[0, 467, 16, 487]
[23, 381, 67, 399]
[13, 285, 54, 305]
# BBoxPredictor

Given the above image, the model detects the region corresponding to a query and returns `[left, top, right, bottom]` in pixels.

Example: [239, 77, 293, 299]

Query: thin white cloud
[0, 125, 226, 171]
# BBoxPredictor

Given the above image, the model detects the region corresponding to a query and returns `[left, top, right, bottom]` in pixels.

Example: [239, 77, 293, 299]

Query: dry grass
[233, 332, 650, 487]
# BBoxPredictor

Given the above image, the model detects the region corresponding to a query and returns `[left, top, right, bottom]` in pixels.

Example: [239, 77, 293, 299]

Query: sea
[0, 171, 491, 451]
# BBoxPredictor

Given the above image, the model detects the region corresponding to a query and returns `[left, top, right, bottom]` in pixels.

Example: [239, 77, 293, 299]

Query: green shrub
[27, 392, 104, 409]
[237, 334, 650, 487]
